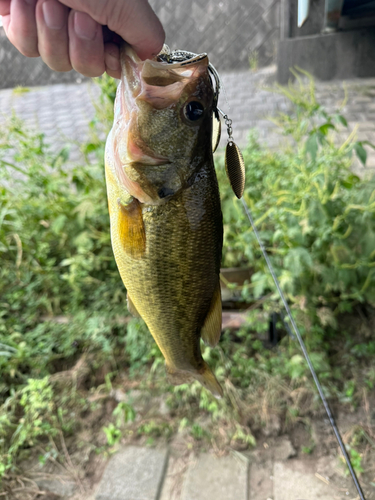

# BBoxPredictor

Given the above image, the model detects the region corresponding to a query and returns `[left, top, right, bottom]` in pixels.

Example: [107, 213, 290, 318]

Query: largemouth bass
[105, 45, 223, 398]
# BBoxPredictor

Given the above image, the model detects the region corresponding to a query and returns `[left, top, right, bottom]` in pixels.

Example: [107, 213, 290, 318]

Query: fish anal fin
[127, 293, 141, 318]
[201, 282, 222, 347]
[118, 198, 146, 259]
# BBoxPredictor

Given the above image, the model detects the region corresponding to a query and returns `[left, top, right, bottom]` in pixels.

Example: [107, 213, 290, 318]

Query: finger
[2, 14, 10, 32]
[6, 0, 39, 57]
[68, 9, 105, 77]
[58, 0, 165, 60]
[35, 0, 71, 71]
[104, 42, 120, 79]
[0, 0, 10, 16]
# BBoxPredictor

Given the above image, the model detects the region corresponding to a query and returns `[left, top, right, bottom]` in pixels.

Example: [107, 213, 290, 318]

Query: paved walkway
[1, 67, 375, 173]
[29, 440, 358, 500]
[27, 440, 357, 500]
[90, 440, 358, 500]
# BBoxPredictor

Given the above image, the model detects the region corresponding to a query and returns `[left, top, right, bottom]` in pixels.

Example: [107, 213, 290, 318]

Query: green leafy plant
[0, 377, 59, 476]
[340, 446, 365, 476]
[137, 420, 174, 446]
[102, 423, 122, 447]
[217, 70, 375, 325]
[112, 401, 136, 427]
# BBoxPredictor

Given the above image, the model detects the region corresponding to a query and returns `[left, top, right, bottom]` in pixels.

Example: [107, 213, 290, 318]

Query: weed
[112, 402, 136, 427]
[0, 377, 66, 476]
[102, 423, 122, 447]
[248, 50, 259, 71]
[137, 420, 174, 440]
[340, 446, 365, 476]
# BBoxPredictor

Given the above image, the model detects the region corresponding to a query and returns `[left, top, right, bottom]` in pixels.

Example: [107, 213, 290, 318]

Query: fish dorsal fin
[127, 293, 141, 318]
[201, 282, 222, 348]
[212, 109, 221, 153]
[225, 141, 245, 199]
[118, 198, 146, 259]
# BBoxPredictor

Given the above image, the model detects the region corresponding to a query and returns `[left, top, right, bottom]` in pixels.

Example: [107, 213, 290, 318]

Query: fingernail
[105, 52, 120, 72]
[74, 11, 97, 41]
[42, 0, 65, 30]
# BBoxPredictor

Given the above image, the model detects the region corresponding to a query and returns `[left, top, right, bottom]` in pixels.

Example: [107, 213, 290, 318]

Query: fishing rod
[240, 197, 366, 500]
[158, 45, 366, 498]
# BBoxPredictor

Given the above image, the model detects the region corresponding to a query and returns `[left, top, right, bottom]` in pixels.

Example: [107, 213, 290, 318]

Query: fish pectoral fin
[201, 282, 222, 348]
[118, 198, 146, 259]
[127, 293, 141, 318]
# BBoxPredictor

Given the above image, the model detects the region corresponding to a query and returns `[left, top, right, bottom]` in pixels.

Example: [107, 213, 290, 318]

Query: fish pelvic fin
[201, 282, 222, 348]
[166, 362, 223, 399]
[127, 293, 141, 318]
[118, 198, 146, 259]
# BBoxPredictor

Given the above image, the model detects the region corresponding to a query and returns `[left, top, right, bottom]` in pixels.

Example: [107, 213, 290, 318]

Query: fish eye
[183, 101, 204, 122]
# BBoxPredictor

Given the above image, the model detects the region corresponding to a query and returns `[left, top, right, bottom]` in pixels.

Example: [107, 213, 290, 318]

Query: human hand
[0, 0, 165, 78]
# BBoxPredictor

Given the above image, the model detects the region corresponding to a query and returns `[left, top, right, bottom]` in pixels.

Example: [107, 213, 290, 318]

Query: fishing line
[157, 45, 365, 497]
[240, 196, 366, 500]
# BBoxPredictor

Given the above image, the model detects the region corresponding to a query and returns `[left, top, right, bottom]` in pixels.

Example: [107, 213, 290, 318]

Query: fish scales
[105, 44, 224, 397]
[109, 163, 222, 366]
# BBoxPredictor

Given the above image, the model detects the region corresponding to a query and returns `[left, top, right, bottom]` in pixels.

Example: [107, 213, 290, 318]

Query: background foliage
[0, 73, 374, 481]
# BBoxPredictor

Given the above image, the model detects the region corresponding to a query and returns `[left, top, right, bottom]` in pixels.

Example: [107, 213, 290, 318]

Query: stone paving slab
[273, 460, 343, 500]
[0, 82, 100, 164]
[64, 442, 356, 500]
[249, 459, 274, 500]
[94, 446, 169, 500]
[159, 455, 189, 500]
[180, 453, 248, 500]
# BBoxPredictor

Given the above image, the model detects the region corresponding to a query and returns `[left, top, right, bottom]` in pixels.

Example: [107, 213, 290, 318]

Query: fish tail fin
[166, 362, 223, 399]
[195, 361, 223, 399]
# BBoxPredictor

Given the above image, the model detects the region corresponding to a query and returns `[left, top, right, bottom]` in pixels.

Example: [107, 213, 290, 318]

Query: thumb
[58, 0, 165, 59]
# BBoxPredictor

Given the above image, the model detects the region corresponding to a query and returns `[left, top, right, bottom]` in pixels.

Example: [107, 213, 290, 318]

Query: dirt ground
[2, 385, 374, 500]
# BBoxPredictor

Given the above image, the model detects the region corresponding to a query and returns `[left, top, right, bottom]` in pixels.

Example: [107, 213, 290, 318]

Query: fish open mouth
[110, 45, 216, 204]
[120, 44, 211, 111]
[117, 44, 212, 167]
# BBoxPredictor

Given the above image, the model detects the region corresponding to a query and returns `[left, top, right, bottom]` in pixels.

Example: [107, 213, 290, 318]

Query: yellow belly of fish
[105, 162, 223, 396]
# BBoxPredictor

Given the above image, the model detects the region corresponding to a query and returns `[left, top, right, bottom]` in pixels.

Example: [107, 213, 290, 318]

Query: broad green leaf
[336, 114, 348, 127]
[319, 123, 335, 136]
[354, 142, 367, 165]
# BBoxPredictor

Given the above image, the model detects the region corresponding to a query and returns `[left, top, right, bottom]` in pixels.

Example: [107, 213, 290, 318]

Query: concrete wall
[0, 28, 85, 89]
[278, 27, 375, 83]
[150, 0, 280, 71]
[0, 0, 281, 89]
[277, 0, 375, 83]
